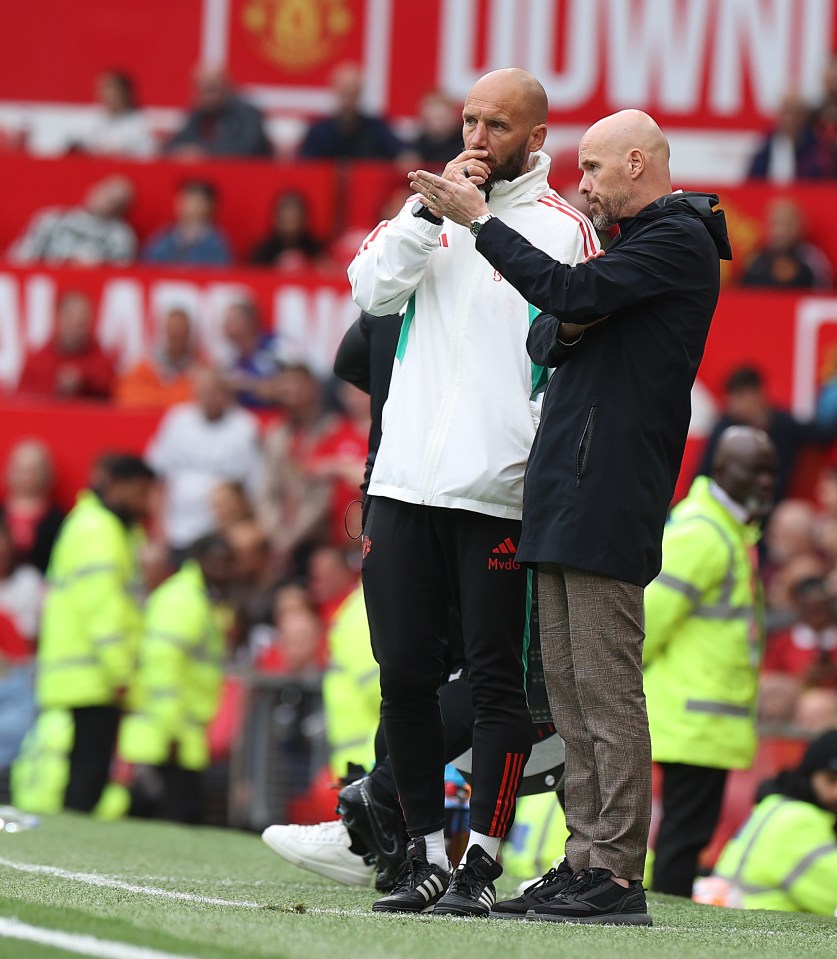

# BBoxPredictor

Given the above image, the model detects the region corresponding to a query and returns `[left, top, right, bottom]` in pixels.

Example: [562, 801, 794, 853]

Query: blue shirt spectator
[143, 180, 231, 267]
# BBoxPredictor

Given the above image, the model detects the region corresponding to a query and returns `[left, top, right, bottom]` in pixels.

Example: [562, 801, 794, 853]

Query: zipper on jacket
[575, 404, 598, 487]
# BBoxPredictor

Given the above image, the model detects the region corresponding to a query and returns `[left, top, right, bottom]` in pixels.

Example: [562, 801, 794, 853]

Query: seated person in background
[220, 299, 280, 408]
[226, 518, 281, 648]
[696, 366, 837, 502]
[307, 545, 358, 628]
[255, 603, 324, 677]
[0, 440, 64, 573]
[145, 369, 263, 560]
[17, 291, 115, 400]
[77, 70, 156, 158]
[701, 730, 837, 915]
[256, 364, 337, 574]
[741, 198, 832, 290]
[407, 90, 464, 167]
[307, 381, 370, 548]
[8, 175, 136, 266]
[761, 577, 837, 732]
[143, 180, 231, 267]
[115, 307, 202, 408]
[0, 521, 43, 656]
[248, 192, 325, 269]
[118, 533, 236, 824]
[210, 481, 253, 536]
[165, 66, 272, 159]
[747, 90, 834, 183]
[298, 63, 406, 161]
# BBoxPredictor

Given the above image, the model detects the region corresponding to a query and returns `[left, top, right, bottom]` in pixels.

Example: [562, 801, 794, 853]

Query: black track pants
[362, 496, 532, 837]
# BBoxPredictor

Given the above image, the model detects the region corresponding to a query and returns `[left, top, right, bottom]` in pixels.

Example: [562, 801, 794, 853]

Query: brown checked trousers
[538, 563, 652, 881]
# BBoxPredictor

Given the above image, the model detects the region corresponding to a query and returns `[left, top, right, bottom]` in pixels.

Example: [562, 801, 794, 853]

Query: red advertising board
[0, 1, 834, 132]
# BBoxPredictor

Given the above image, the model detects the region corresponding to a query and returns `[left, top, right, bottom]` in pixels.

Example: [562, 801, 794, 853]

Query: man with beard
[644, 427, 777, 898]
[409, 110, 732, 925]
[348, 68, 597, 916]
[36, 454, 155, 812]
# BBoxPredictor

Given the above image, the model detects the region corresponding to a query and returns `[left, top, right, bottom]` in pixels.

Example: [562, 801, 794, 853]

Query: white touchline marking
[0, 917, 201, 959]
[0, 858, 262, 909]
[0, 857, 367, 916]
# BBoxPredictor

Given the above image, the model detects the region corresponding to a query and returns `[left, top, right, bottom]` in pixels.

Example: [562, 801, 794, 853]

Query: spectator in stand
[165, 66, 272, 159]
[697, 366, 837, 502]
[741, 198, 832, 290]
[747, 90, 833, 183]
[115, 307, 202, 408]
[408, 91, 464, 167]
[0, 522, 42, 768]
[248, 192, 326, 270]
[210, 481, 253, 536]
[146, 368, 262, 561]
[256, 364, 337, 574]
[0, 440, 64, 573]
[17, 291, 116, 400]
[227, 519, 281, 649]
[143, 180, 231, 267]
[309, 381, 370, 547]
[299, 63, 406, 161]
[220, 299, 281, 408]
[8, 175, 136, 266]
[811, 54, 837, 169]
[761, 577, 837, 732]
[255, 603, 324, 677]
[308, 545, 358, 628]
[78, 70, 156, 158]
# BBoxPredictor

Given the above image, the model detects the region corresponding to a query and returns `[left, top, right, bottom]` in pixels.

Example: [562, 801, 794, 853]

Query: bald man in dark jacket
[410, 109, 732, 925]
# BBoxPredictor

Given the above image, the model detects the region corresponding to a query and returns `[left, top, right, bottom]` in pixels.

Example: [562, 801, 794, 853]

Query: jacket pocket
[575, 405, 598, 487]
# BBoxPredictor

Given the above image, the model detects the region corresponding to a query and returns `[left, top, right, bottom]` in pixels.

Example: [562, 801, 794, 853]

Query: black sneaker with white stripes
[433, 845, 503, 917]
[371, 837, 450, 914]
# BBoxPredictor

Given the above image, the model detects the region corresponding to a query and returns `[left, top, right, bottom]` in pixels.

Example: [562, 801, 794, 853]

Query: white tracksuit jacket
[348, 151, 599, 520]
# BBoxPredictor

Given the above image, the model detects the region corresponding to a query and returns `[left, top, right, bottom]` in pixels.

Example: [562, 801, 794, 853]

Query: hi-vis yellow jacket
[36, 491, 140, 709]
[643, 476, 763, 770]
[712, 794, 837, 914]
[118, 560, 226, 771]
[322, 586, 380, 776]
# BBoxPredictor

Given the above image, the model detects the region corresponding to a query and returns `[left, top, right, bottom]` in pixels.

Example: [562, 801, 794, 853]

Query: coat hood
[626, 191, 733, 261]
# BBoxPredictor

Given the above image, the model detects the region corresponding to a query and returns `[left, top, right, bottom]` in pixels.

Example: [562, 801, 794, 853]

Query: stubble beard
[485, 141, 531, 190]
[590, 188, 633, 231]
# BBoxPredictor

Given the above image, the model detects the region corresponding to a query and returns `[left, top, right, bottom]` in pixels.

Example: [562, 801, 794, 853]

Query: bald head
[469, 69, 548, 126]
[578, 109, 672, 229]
[712, 426, 778, 517]
[462, 69, 549, 186]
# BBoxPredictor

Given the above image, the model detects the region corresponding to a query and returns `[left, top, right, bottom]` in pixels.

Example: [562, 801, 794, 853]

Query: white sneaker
[261, 820, 375, 887]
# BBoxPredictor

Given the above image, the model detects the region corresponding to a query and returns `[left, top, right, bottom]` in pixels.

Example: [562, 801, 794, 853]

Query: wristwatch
[469, 213, 493, 237]
[411, 200, 443, 226]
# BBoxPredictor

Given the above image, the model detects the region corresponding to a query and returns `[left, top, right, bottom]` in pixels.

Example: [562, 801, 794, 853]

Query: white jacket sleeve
[348, 199, 443, 315]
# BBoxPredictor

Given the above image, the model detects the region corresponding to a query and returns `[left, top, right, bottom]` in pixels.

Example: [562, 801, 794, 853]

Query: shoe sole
[372, 904, 437, 914]
[489, 911, 530, 920]
[261, 829, 373, 887]
[526, 911, 653, 926]
[432, 907, 488, 918]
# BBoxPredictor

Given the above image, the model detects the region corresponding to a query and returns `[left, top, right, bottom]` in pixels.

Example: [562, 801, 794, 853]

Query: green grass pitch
[0, 813, 835, 959]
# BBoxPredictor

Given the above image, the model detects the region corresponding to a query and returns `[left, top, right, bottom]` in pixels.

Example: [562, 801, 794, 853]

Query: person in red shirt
[17, 291, 115, 399]
[764, 576, 837, 685]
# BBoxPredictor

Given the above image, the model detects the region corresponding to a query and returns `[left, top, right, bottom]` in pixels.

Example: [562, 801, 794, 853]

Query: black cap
[799, 730, 837, 775]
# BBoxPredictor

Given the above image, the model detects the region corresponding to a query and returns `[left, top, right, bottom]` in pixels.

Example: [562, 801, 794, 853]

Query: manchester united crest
[242, 0, 353, 72]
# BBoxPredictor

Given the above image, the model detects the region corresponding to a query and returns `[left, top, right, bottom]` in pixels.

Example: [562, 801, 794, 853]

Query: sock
[464, 831, 501, 861]
[420, 829, 448, 870]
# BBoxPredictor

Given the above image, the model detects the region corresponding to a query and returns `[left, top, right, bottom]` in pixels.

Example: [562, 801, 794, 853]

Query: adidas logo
[479, 887, 496, 909]
[416, 873, 446, 902]
[488, 537, 520, 571]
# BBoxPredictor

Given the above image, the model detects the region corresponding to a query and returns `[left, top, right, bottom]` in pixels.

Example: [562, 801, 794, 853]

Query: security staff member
[644, 427, 778, 896]
[708, 730, 837, 914]
[35, 454, 154, 812]
[118, 533, 234, 823]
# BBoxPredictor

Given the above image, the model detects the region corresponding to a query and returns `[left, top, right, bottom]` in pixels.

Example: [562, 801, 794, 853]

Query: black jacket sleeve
[475, 216, 706, 324]
[333, 314, 372, 393]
